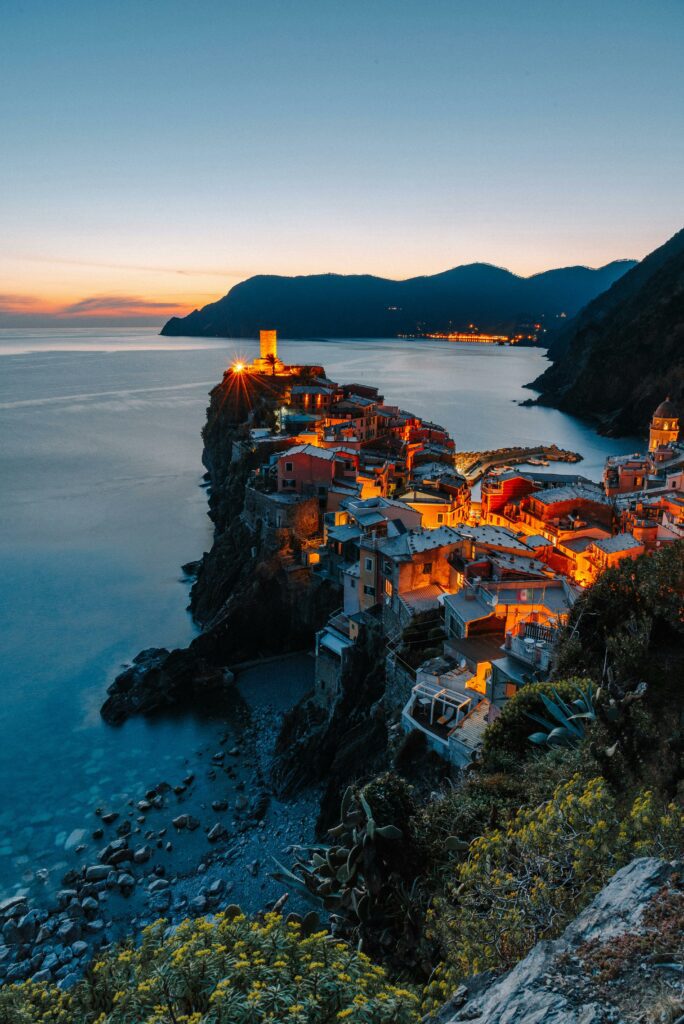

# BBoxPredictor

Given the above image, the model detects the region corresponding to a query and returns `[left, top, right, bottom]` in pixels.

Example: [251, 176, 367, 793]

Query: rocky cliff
[101, 367, 340, 724]
[434, 857, 683, 1024]
[529, 227, 684, 436]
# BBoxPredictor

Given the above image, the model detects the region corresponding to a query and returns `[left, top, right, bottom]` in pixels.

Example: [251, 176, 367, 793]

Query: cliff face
[101, 369, 340, 724]
[160, 261, 635, 339]
[436, 857, 682, 1024]
[529, 227, 684, 435]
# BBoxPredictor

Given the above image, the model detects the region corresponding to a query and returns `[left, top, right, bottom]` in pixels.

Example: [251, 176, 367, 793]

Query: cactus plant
[272, 775, 433, 975]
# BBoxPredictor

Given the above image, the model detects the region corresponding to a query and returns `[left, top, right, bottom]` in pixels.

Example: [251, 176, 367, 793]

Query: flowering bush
[423, 775, 682, 1011]
[0, 910, 421, 1024]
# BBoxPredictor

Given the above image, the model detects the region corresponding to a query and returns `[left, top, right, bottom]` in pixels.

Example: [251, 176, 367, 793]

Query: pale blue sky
[1, 0, 682, 323]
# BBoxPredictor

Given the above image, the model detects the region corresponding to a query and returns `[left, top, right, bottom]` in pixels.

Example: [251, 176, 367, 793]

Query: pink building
[277, 444, 358, 496]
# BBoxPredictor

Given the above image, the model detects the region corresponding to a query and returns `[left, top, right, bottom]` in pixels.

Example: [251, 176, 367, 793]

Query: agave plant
[527, 683, 596, 748]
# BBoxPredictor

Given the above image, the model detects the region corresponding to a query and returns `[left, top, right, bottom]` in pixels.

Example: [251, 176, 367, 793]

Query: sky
[1, 0, 683, 326]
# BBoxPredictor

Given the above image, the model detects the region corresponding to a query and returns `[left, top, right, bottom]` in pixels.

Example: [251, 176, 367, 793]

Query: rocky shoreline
[0, 660, 321, 987]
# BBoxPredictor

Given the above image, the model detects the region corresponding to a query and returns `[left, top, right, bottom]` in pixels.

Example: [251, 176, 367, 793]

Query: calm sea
[0, 328, 640, 899]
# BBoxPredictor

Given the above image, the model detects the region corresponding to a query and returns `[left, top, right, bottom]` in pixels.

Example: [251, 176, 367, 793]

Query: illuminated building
[649, 397, 679, 452]
[250, 328, 286, 373]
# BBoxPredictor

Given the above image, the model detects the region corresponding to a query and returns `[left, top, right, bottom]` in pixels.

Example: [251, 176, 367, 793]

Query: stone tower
[649, 397, 679, 451]
[260, 329, 277, 361]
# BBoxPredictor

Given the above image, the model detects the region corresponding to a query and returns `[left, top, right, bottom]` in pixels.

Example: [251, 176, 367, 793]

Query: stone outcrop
[433, 857, 683, 1024]
[101, 648, 236, 725]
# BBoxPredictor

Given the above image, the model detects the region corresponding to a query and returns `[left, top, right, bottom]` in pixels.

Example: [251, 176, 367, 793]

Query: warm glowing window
[384, 578, 393, 596]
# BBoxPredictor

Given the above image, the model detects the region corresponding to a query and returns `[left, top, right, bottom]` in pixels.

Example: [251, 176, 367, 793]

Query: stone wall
[384, 652, 416, 712]
[243, 487, 320, 541]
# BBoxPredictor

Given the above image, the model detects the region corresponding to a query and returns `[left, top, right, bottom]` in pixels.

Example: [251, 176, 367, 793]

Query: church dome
[653, 397, 678, 419]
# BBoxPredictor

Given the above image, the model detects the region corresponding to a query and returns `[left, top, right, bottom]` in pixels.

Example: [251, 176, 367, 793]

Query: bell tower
[649, 397, 679, 451]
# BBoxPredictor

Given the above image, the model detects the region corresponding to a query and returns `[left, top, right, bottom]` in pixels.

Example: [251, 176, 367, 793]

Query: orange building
[649, 397, 679, 452]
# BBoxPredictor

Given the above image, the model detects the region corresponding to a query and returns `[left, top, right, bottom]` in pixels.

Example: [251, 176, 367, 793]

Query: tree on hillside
[553, 542, 684, 795]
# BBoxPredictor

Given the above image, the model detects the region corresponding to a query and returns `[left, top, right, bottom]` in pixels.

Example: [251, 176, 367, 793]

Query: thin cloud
[62, 295, 183, 315]
[0, 293, 48, 312]
[19, 255, 247, 279]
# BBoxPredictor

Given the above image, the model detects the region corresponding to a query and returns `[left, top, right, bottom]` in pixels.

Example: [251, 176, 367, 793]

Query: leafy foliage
[0, 911, 421, 1024]
[555, 542, 684, 686]
[554, 543, 684, 795]
[423, 776, 683, 1010]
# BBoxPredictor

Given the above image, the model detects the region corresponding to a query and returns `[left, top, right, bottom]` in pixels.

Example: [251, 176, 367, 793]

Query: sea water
[0, 328, 639, 897]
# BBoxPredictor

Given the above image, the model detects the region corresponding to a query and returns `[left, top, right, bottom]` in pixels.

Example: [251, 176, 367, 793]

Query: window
[284, 461, 293, 472]
[364, 556, 374, 572]
[437, 513, 444, 524]
[283, 479, 296, 489]
[422, 562, 433, 575]
[384, 578, 393, 597]
[363, 585, 376, 597]
[383, 560, 393, 576]
[350, 578, 357, 589]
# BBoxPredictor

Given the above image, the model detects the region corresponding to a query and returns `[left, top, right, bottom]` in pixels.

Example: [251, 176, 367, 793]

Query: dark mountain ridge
[161, 260, 635, 339]
[529, 228, 684, 436]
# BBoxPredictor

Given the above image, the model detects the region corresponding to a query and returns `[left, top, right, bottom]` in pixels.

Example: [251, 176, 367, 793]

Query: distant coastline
[160, 259, 635, 341]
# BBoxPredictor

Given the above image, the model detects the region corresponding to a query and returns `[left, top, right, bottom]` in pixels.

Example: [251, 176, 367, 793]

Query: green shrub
[423, 775, 683, 1011]
[0, 911, 421, 1024]
[413, 745, 589, 877]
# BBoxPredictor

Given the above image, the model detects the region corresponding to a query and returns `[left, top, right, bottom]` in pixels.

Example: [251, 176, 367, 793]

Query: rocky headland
[101, 363, 339, 725]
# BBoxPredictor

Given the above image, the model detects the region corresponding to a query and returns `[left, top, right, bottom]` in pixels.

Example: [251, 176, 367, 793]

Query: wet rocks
[147, 878, 169, 894]
[172, 814, 200, 832]
[207, 823, 229, 843]
[0, 896, 28, 917]
[101, 648, 233, 725]
[85, 865, 109, 883]
[56, 920, 81, 944]
[64, 829, 87, 852]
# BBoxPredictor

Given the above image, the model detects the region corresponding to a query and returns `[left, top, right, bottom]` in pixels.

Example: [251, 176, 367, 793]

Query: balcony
[503, 622, 556, 672]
